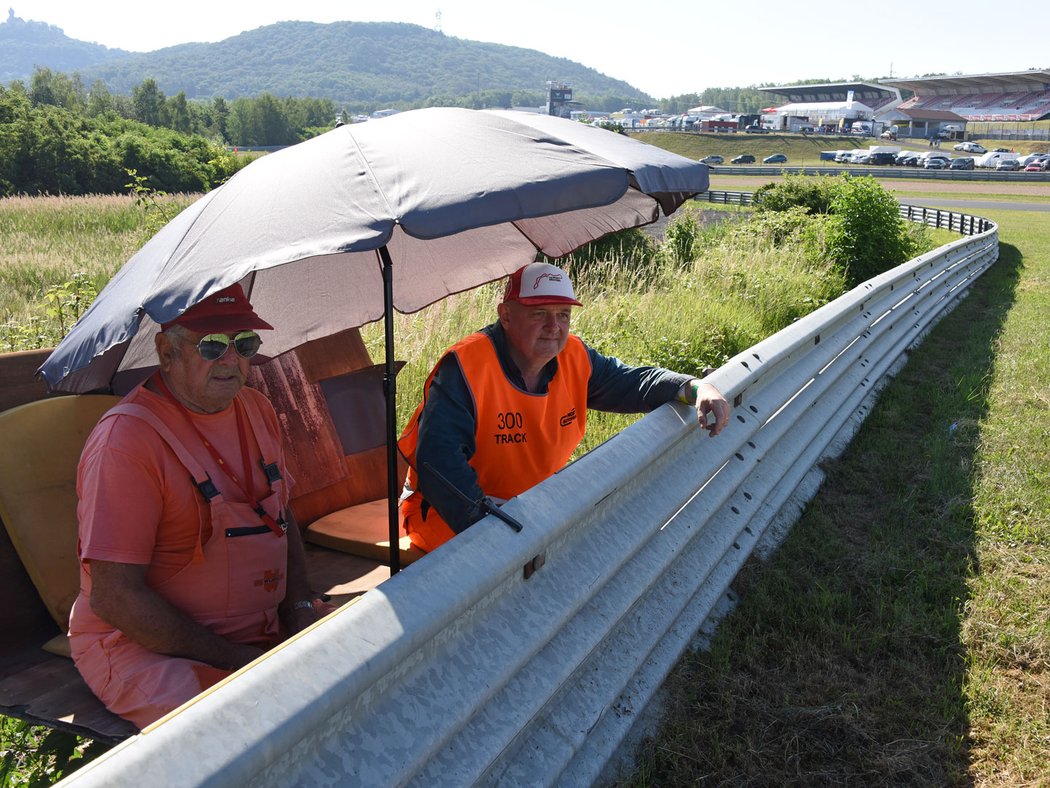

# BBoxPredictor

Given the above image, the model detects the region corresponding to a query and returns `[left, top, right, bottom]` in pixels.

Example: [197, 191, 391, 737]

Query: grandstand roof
[763, 81, 899, 99]
[881, 70, 1050, 94]
[761, 82, 902, 113]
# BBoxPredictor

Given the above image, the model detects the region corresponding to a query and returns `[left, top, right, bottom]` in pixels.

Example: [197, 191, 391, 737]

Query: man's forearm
[89, 560, 263, 671]
[280, 515, 312, 607]
[414, 364, 487, 532]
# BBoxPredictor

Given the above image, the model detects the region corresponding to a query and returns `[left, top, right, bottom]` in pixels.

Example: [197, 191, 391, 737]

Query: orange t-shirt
[75, 383, 289, 591]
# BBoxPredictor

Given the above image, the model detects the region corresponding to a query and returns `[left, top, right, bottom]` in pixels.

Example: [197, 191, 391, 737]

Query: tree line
[0, 67, 352, 196]
[1, 64, 827, 197]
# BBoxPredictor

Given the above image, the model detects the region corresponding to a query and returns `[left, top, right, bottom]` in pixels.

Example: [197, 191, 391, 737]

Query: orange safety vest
[398, 332, 591, 550]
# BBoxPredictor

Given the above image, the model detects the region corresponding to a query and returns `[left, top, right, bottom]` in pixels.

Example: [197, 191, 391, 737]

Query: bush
[826, 175, 918, 286]
[0, 87, 241, 196]
[659, 211, 703, 268]
[753, 175, 836, 215]
[753, 175, 920, 288]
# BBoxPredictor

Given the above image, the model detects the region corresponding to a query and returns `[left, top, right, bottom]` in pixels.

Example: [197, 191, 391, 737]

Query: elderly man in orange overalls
[69, 284, 321, 729]
[398, 262, 732, 553]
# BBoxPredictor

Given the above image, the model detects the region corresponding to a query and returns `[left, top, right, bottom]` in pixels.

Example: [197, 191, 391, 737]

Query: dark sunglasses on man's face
[194, 331, 263, 361]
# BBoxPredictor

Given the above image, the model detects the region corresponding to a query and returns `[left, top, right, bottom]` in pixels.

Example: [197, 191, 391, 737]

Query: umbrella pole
[379, 246, 402, 576]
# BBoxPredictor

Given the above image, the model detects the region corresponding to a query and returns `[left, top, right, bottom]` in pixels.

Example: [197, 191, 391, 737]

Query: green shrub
[0, 87, 241, 196]
[659, 211, 703, 268]
[753, 175, 836, 215]
[752, 175, 922, 288]
[826, 175, 919, 286]
[0, 272, 99, 352]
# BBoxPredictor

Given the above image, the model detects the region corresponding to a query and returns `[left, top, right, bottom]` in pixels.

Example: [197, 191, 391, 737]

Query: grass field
[1, 173, 1047, 785]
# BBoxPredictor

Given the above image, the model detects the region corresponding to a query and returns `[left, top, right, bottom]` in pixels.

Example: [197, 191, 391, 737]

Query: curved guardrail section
[59, 212, 1000, 787]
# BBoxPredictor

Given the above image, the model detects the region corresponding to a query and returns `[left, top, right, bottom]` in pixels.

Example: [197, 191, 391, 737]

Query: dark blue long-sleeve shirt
[412, 322, 691, 532]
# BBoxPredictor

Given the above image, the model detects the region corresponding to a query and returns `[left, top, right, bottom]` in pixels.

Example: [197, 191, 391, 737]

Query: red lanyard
[152, 374, 285, 537]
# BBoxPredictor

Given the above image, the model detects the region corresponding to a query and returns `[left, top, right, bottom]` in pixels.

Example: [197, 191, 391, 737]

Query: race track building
[758, 82, 902, 133]
[759, 72, 1050, 140]
[880, 70, 1050, 123]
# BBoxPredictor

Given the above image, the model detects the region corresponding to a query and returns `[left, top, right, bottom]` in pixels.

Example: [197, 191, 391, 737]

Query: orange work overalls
[69, 391, 288, 728]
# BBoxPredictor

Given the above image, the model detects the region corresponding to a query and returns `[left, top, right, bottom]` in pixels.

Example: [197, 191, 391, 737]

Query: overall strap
[151, 375, 286, 537]
[105, 402, 221, 502]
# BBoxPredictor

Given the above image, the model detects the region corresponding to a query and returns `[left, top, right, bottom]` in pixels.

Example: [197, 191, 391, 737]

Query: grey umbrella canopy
[39, 106, 709, 571]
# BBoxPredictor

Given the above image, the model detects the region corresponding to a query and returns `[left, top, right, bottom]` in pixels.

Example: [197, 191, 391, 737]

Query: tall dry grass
[0, 194, 198, 324]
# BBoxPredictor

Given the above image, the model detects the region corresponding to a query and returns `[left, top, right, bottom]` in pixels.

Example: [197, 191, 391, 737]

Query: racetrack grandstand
[758, 82, 903, 132]
[761, 82, 902, 113]
[881, 70, 1050, 122]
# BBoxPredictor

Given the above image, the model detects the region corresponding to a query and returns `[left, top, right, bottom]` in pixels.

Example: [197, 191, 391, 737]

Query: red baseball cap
[161, 283, 274, 333]
[503, 263, 583, 307]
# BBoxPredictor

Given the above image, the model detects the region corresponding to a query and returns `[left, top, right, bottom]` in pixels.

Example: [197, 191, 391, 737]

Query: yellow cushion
[305, 499, 425, 565]
[41, 633, 72, 659]
[0, 395, 121, 632]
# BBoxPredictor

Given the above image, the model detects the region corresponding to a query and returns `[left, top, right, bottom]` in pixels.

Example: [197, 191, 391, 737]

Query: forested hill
[0, 11, 130, 82]
[2, 15, 653, 109]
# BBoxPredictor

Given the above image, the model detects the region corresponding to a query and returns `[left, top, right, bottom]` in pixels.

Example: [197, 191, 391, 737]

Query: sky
[13, 1, 1049, 99]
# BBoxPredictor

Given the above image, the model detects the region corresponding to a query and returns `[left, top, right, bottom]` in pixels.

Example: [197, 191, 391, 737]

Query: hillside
[1, 15, 652, 108]
[0, 10, 130, 82]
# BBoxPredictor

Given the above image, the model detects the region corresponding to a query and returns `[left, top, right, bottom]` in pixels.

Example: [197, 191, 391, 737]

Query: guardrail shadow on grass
[636, 241, 1021, 785]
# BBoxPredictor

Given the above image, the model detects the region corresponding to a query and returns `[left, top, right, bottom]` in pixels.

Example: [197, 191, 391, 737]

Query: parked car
[868, 152, 897, 166]
[923, 156, 950, 169]
[953, 142, 987, 154]
[744, 125, 770, 134]
[1018, 153, 1049, 168]
[977, 152, 1021, 168]
[1024, 160, 1047, 172]
[949, 157, 975, 170]
[762, 153, 787, 164]
[731, 154, 756, 164]
[995, 158, 1021, 171]
[834, 150, 854, 163]
[896, 152, 919, 166]
[699, 155, 724, 165]
[850, 151, 872, 164]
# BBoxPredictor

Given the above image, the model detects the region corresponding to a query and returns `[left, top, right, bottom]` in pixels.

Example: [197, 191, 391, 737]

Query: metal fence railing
[59, 212, 1000, 788]
[701, 191, 996, 236]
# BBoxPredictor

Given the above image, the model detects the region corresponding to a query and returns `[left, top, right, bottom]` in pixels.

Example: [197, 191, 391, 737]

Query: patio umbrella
[39, 107, 709, 572]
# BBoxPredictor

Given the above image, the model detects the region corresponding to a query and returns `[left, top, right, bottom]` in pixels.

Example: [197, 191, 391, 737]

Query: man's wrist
[677, 379, 699, 404]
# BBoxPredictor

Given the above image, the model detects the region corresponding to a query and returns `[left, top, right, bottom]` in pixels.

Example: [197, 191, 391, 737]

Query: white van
[976, 151, 1019, 169]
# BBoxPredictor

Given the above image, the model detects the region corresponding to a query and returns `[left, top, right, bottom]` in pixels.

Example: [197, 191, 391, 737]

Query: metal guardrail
[701, 191, 996, 236]
[59, 210, 1000, 787]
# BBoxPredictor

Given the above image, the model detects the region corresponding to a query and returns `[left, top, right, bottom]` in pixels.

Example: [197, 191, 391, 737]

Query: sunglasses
[193, 331, 263, 361]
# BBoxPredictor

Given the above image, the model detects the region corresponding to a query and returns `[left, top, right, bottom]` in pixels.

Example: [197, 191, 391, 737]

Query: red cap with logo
[502, 263, 583, 307]
[161, 283, 274, 333]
